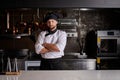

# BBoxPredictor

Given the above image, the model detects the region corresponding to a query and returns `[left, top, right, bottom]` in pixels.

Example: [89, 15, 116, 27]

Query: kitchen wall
[0, 8, 120, 58]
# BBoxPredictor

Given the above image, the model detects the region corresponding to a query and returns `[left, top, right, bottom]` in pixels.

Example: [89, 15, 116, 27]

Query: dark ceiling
[1, 0, 120, 8]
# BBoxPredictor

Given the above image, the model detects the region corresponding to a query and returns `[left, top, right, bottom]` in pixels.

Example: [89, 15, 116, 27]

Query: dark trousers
[40, 58, 64, 70]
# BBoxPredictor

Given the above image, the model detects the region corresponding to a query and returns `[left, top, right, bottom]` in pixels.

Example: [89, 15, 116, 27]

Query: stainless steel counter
[25, 59, 96, 70]
[0, 70, 120, 80]
[62, 59, 96, 70]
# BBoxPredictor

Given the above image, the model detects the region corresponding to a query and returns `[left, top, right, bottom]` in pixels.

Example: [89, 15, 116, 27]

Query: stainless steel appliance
[58, 19, 78, 37]
[97, 30, 120, 70]
[58, 19, 80, 53]
[97, 30, 120, 57]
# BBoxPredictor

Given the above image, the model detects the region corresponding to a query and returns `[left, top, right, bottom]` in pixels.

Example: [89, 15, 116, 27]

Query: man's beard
[49, 26, 56, 31]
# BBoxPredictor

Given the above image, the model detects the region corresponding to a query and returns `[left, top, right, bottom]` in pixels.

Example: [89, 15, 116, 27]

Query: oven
[97, 30, 120, 57]
[97, 30, 120, 70]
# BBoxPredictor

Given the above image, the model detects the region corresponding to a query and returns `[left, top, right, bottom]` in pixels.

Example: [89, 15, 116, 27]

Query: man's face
[46, 19, 58, 30]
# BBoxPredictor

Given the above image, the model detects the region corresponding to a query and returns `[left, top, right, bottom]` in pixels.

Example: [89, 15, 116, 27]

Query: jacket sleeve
[56, 31, 67, 52]
[35, 32, 45, 54]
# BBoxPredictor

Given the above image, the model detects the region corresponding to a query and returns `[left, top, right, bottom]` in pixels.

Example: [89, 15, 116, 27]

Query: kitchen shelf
[0, 34, 30, 39]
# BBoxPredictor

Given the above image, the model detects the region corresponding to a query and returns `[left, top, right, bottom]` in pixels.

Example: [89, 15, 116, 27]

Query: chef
[35, 12, 67, 70]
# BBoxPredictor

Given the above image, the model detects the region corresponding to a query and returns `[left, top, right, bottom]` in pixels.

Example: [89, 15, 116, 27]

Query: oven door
[97, 36, 120, 57]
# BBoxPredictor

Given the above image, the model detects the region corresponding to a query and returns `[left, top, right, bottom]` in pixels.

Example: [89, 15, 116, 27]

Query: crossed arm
[40, 43, 60, 54]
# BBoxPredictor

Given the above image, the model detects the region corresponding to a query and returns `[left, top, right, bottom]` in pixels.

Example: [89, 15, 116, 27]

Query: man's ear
[56, 20, 58, 24]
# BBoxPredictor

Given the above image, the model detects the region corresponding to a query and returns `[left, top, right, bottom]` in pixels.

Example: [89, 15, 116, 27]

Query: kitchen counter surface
[0, 70, 120, 80]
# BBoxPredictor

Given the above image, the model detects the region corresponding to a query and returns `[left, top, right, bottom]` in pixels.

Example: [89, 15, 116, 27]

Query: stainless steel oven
[97, 30, 120, 57]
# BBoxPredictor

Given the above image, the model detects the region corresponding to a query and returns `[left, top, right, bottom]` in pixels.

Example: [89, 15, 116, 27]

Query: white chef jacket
[35, 30, 67, 59]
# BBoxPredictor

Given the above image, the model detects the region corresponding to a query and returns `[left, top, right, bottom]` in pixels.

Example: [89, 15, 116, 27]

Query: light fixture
[80, 8, 93, 11]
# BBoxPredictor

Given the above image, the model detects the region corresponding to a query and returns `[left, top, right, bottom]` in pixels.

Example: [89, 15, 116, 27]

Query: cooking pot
[4, 49, 29, 59]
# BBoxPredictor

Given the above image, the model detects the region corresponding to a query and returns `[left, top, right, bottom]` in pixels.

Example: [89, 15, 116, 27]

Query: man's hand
[40, 48, 49, 54]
